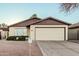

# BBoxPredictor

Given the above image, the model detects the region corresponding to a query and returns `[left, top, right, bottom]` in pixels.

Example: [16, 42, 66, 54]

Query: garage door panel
[35, 28, 65, 40]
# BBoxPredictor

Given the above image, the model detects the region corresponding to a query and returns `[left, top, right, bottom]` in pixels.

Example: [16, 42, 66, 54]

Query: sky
[0, 3, 79, 25]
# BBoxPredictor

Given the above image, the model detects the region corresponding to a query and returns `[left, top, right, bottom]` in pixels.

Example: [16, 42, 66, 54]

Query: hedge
[6, 36, 29, 41]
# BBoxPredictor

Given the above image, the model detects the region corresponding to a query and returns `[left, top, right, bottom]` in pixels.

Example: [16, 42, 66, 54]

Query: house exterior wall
[69, 28, 79, 40]
[0, 30, 8, 39]
[27, 27, 30, 36]
[2, 31, 8, 39]
[9, 27, 27, 36]
[5, 31, 8, 38]
[30, 25, 68, 41]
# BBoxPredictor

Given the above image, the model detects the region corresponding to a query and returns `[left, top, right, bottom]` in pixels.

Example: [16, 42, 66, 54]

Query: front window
[14, 27, 26, 36]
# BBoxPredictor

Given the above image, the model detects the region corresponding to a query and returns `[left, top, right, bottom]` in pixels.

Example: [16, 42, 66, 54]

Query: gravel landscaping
[0, 40, 42, 56]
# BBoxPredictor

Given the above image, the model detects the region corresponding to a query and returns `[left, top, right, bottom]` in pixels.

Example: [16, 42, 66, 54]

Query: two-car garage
[35, 27, 65, 41]
[30, 17, 69, 41]
[30, 25, 68, 41]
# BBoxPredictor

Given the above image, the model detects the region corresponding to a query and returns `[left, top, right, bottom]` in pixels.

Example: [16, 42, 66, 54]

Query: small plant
[16, 37, 19, 40]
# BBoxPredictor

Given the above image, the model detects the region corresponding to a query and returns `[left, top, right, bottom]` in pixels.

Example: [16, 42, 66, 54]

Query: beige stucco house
[8, 14, 70, 41]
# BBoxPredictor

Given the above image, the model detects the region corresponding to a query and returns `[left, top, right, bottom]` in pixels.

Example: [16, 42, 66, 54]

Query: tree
[60, 3, 79, 12]
[1, 23, 7, 28]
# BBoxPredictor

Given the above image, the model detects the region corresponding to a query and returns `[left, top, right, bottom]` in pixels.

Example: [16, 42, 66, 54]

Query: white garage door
[35, 27, 65, 40]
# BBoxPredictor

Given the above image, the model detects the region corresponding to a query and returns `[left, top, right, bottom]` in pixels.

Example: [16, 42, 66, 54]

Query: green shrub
[7, 36, 29, 41]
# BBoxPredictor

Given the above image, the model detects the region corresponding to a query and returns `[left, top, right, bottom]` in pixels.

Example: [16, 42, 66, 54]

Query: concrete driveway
[0, 40, 42, 56]
[37, 41, 79, 56]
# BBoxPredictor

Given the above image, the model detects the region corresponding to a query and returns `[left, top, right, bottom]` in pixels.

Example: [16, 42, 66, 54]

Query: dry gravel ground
[0, 40, 42, 56]
[37, 41, 79, 56]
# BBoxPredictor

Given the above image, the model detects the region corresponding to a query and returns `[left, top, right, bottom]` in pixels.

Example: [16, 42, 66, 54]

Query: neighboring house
[9, 14, 70, 41]
[69, 22, 79, 40]
[0, 28, 8, 39]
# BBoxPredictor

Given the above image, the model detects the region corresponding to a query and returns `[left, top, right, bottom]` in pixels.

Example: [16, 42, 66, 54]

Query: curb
[37, 42, 47, 56]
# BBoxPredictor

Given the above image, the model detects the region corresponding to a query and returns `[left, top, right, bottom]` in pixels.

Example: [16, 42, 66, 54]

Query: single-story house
[9, 14, 70, 41]
[0, 28, 8, 39]
[69, 22, 79, 40]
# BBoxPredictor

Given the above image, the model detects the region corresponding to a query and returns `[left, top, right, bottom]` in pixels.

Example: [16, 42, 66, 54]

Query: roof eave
[9, 17, 41, 27]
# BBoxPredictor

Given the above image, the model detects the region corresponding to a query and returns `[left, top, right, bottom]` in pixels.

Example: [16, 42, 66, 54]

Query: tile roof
[27, 17, 71, 26]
